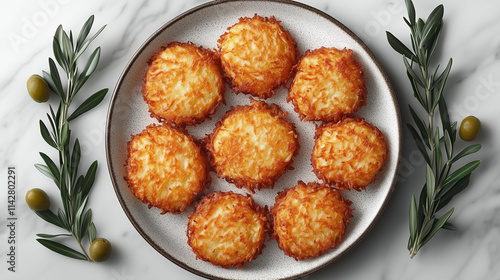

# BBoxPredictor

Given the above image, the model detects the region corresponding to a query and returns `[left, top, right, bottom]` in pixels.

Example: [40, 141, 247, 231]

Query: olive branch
[32, 15, 108, 262]
[386, 0, 482, 258]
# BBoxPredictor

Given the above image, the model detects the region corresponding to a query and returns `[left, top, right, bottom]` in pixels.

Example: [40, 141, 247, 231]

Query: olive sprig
[31, 15, 108, 262]
[386, 0, 482, 258]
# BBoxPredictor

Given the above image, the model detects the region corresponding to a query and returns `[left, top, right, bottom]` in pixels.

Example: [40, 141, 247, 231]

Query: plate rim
[105, 0, 402, 279]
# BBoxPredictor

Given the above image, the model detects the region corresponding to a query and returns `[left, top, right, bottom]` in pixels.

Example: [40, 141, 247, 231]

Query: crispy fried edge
[186, 191, 270, 268]
[312, 117, 388, 191]
[217, 14, 299, 99]
[269, 181, 353, 260]
[125, 123, 211, 214]
[142, 41, 225, 127]
[287, 47, 367, 122]
[205, 99, 299, 193]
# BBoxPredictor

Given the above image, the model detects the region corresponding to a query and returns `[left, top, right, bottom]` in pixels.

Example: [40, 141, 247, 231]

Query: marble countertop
[1, 0, 499, 279]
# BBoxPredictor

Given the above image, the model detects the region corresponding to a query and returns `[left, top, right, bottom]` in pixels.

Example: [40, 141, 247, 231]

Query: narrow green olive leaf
[409, 195, 418, 244]
[46, 113, 57, 139]
[420, 20, 442, 51]
[49, 104, 60, 128]
[39, 152, 60, 183]
[405, 0, 416, 26]
[79, 209, 92, 241]
[407, 124, 431, 164]
[416, 183, 426, 227]
[438, 99, 452, 142]
[70, 139, 81, 184]
[81, 161, 98, 198]
[74, 24, 106, 61]
[407, 72, 427, 109]
[59, 121, 70, 147]
[450, 121, 458, 143]
[52, 37, 68, 72]
[452, 144, 482, 163]
[36, 233, 72, 238]
[74, 196, 88, 241]
[34, 164, 57, 181]
[443, 160, 481, 187]
[404, 17, 412, 29]
[88, 222, 97, 244]
[39, 120, 57, 149]
[386, 31, 416, 61]
[415, 18, 424, 36]
[433, 59, 453, 111]
[67, 88, 108, 121]
[59, 181, 72, 224]
[437, 175, 470, 211]
[434, 128, 442, 180]
[409, 105, 430, 147]
[75, 196, 89, 222]
[73, 175, 85, 200]
[37, 239, 88, 260]
[403, 57, 425, 88]
[76, 15, 94, 50]
[421, 207, 453, 248]
[34, 209, 63, 228]
[425, 164, 436, 201]
[48, 58, 64, 96]
[41, 70, 61, 98]
[420, 218, 434, 239]
[69, 30, 74, 46]
[72, 69, 91, 96]
[60, 29, 74, 61]
[54, 25, 64, 54]
[82, 47, 101, 78]
[423, 5, 444, 35]
[444, 130, 453, 160]
[57, 208, 71, 231]
[426, 23, 443, 65]
[85, 24, 106, 48]
[71, 191, 83, 223]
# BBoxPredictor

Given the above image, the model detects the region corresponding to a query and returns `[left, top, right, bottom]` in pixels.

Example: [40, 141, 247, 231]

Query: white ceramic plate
[106, 0, 401, 279]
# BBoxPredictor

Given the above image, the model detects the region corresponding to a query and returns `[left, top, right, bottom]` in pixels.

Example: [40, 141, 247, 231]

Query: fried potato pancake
[218, 14, 298, 99]
[143, 42, 224, 126]
[187, 191, 269, 268]
[288, 47, 366, 122]
[126, 124, 209, 214]
[206, 99, 299, 192]
[312, 117, 388, 191]
[270, 181, 353, 260]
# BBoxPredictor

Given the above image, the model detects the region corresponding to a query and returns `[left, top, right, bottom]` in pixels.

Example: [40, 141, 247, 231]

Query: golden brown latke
[288, 47, 366, 122]
[312, 117, 388, 191]
[206, 99, 299, 192]
[218, 14, 298, 99]
[270, 181, 353, 260]
[187, 191, 269, 268]
[143, 41, 224, 126]
[125, 124, 209, 214]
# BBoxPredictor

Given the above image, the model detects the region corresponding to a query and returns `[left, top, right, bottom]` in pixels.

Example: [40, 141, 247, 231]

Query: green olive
[459, 115, 481, 141]
[89, 238, 112, 262]
[27, 74, 50, 103]
[25, 188, 50, 211]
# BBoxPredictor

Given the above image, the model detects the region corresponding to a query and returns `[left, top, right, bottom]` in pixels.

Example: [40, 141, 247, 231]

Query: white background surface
[1, 0, 499, 279]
